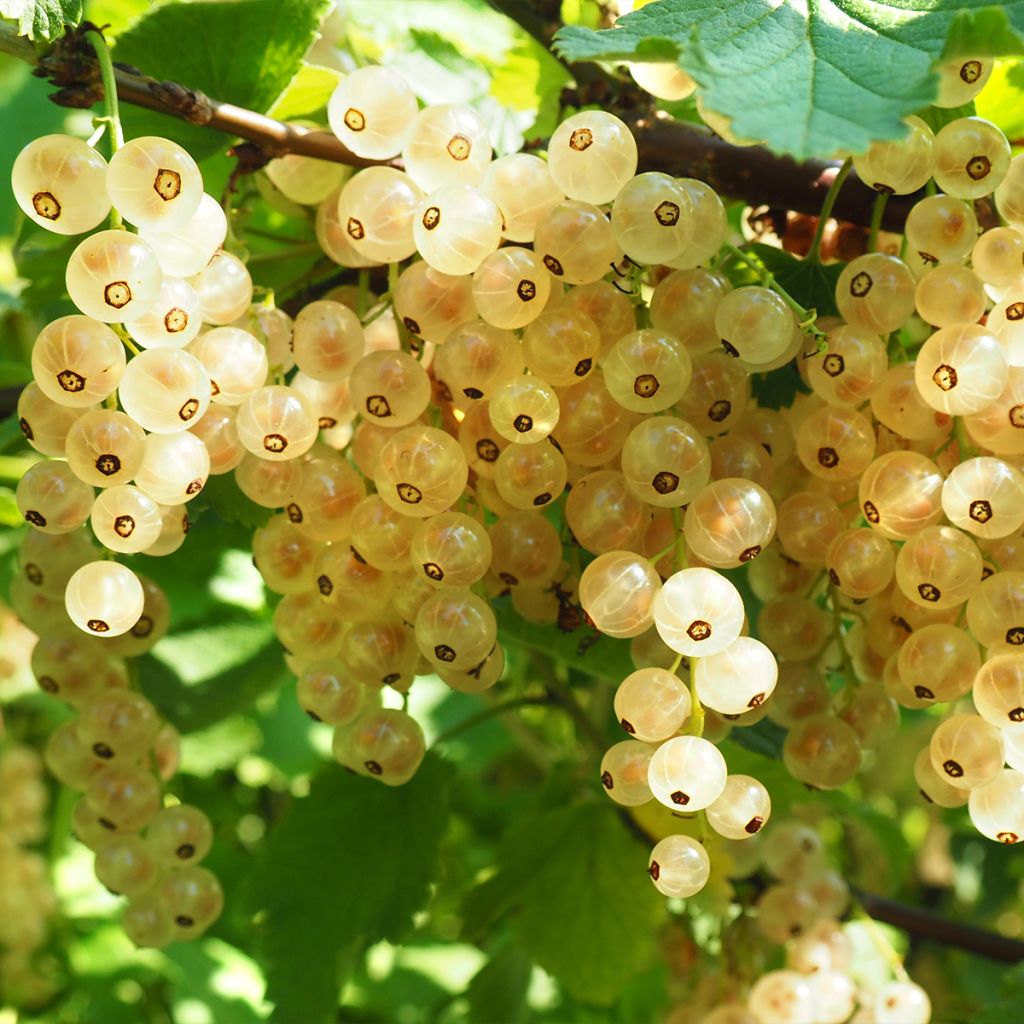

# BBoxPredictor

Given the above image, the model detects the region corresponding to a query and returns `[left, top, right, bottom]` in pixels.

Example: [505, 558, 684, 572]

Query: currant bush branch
[0, 20, 381, 167]
[0, 20, 919, 232]
[829, 581, 857, 686]
[853, 889, 1024, 965]
[808, 158, 853, 264]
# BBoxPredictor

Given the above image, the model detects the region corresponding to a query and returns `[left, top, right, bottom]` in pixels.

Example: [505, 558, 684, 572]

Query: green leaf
[0, 360, 32, 387]
[0, 0, 82, 41]
[915, 100, 976, 134]
[748, 243, 844, 320]
[112, 0, 333, 160]
[11, 220, 77, 315]
[720, 740, 805, 814]
[727, 719, 787, 760]
[83, 0, 150, 35]
[462, 802, 665, 1005]
[249, 757, 452, 1024]
[0, 487, 21, 527]
[976, 59, 1024, 142]
[491, 34, 572, 140]
[0, 414, 24, 453]
[346, 0, 516, 67]
[268, 62, 343, 121]
[749, 364, 808, 412]
[977, 963, 1024, 1024]
[161, 938, 267, 1024]
[194, 471, 272, 531]
[178, 715, 263, 777]
[821, 788, 912, 891]
[494, 597, 634, 684]
[139, 618, 286, 733]
[392, 28, 492, 106]
[942, 6, 1024, 59]
[466, 945, 532, 1024]
[553, 0, 1024, 160]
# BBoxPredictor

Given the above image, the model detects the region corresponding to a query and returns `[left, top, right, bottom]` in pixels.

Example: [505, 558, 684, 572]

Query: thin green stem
[357, 269, 371, 320]
[648, 537, 677, 567]
[855, 897, 911, 982]
[48, 780, 77, 865]
[671, 504, 686, 571]
[242, 226, 310, 245]
[935, 424, 959, 457]
[686, 663, 705, 737]
[361, 300, 392, 329]
[86, 29, 123, 152]
[385, 262, 413, 354]
[110, 323, 141, 356]
[954, 417, 978, 459]
[0, 454, 39, 482]
[246, 242, 320, 265]
[696, 809, 709, 843]
[85, 28, 124, 230]
[868, 192, 888, 253]
[809, 157, 853, 264]
[805, 568, 829, 600]
[723, 244, 826, 343]
[566, 536, 582, 581]
[829, 581, 857, 686]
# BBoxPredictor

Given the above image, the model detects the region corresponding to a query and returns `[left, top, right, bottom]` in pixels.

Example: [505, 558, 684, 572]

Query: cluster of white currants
[0, 745, 59, 1008]
[12, 129, 254, 631]
[10, 131, 248, 947]
[734, 54, 1024, 846]
[9, 44, 1024, 992]
[683, 821, 931, 1024]
[42, 673, 221, 949]
[242, 64, 740, 784]
[594, 565, 775, 900]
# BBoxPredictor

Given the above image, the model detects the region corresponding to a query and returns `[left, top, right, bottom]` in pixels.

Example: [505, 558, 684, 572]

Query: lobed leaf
[494, 597, 634, 684]
[139, 617, 285, 733]
[268, 62, 343, 122]
[554, 1, 1024, 160]
[0, 0, 81, 41]
[942, 6, 1024, 59]
[248, 757, 452, 1024]
[462, 802, 665, 1005]
[466, 944, 532, 1024]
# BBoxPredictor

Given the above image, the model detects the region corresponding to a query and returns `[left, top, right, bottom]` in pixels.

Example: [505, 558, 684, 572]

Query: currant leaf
[555, 0, 1024, 160]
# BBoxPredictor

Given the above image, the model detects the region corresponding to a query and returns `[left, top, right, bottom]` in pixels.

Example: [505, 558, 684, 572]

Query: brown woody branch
[627, 112, 918, 233]
[855, 889, 1024, 964]
[0, 19, 909, 232]
[2, 20, 381, 166]
[621, 806, 1024, 963]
